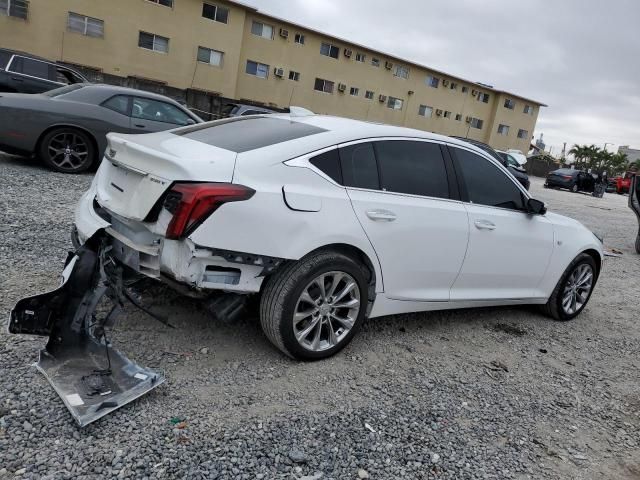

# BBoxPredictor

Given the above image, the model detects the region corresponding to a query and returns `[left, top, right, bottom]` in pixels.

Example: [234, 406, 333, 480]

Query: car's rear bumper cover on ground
[9, 239, 165, 427]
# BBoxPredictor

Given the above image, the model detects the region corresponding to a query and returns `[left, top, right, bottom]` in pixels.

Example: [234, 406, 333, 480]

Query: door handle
[366, 209, 397, 222]
[134, 124, 146, 128]
[11, 77, 24, 82]
[474, 220, 496, 230]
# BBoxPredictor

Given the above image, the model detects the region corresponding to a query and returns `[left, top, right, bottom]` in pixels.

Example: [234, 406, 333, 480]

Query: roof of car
[175, 113, 494, 158]
[0, 47, 50, 62]
[73, 83, 185, 104]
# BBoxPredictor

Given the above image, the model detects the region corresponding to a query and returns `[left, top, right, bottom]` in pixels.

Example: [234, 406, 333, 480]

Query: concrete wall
[0, 0, 544, 151]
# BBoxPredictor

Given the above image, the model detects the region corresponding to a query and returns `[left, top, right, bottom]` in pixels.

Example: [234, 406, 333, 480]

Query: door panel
[451, 205, 553, 299]
[348, 189, 469, 301]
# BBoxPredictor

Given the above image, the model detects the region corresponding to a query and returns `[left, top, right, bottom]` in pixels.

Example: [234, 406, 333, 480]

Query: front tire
[39, 128, 95, 173]
[260, 250, 368, 360]
[542, 253, 597, 321]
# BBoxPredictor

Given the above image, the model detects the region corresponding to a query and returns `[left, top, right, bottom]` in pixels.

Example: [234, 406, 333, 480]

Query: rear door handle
[474, 220, 496, 230]
[366, 209, 397, 222]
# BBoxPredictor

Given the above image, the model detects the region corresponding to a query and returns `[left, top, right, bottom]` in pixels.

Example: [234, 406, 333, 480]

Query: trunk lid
[96, 131, 237, 221]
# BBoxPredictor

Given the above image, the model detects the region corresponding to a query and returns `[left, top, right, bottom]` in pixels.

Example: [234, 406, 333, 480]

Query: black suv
[0, 49, 88, 94]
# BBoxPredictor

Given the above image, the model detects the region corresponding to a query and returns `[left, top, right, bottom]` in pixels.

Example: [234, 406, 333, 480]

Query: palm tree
[568, 145, 589, 167]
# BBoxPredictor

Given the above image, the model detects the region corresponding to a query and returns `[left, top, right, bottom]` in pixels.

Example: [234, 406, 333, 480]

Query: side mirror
[527, 198, 546, 215]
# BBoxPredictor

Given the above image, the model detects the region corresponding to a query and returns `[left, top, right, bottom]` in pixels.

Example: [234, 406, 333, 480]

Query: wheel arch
[581, 248, 602, 280]
[35, 124, 99, 163]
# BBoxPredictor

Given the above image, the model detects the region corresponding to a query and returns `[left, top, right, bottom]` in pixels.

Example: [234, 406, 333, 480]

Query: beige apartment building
[0, 0, 546, 151]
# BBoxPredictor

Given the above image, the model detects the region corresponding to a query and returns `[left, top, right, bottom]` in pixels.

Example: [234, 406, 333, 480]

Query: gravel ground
[1, 153, 639, 480]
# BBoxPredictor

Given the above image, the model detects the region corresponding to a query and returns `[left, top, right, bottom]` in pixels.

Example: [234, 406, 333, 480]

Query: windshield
[505, 154, 520, 168]
[43, 84, 86, 98]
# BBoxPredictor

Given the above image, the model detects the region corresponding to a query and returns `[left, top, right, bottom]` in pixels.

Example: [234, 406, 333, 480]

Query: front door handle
[366, 209, 397, 222]
[134, 124, 146, 128]
[474, 219, 496, 230]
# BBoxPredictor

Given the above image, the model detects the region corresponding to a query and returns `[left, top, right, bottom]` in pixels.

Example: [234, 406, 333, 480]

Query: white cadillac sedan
[67, 112, 601, 360]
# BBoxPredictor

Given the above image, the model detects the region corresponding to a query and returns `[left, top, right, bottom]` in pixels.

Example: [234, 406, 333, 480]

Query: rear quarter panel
[189, 152, 384, 292]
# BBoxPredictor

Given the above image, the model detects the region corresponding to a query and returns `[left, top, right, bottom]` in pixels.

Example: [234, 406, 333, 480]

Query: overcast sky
[247, 0, 639, 156]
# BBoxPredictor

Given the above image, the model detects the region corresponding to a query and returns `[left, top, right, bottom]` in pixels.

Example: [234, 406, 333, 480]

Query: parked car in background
[221, 102, 277, 117]
[506, 149, 527, 166]
[0, 84, 202, 173]
[616, 171, 634, 194]
[545, 168, 596, 193]
[452, 137, 530, 190]
[0, 48, 87, 94]
[629, 174, 640, 253]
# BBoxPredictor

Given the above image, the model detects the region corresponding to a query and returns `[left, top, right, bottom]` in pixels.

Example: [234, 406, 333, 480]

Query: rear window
[554, 169, 575, 175]
[43, 84, 85, 97]
[175, 117, 327, 153]
[0, 51, 12, 69]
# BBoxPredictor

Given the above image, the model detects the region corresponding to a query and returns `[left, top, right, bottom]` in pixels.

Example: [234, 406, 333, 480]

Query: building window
[294, 33, 305, 44]
[450, 82, 458, 90]
[288, 70, 300, 81]
[470, 118, 483, 129]
[197, 46, 223, 66]
[387, 97, 404, 110]
[314, 78, 334, 94]
[245, 60, 269, 78]
[365, 90, 374, 100]
[524, 105, 534, 115]
[320, 42, 340, 59]
[425, 75, 439, 88]
[455, 114, 462, 121]
[418, 105, 433, 118]
[444, 111, 451, 119]
[67, 12, 104, 37]
[349, 87, 359, 96]
[394, 65, 409, 79]
[251, 21, 273, 39]
[1, 0, 28, 19]
[202, 3, 229, 24]
[477, 92, 490, 103]
[517, 129, 529, 139]
[138, 32, 169, 53]
[504, 98, 515, 110]
[497, 124, 510, 135]
[147, 0, 173, 7]
[355, 53, 366, 63]
[371, 58, 380, 67]
[461, 86, 468, 93]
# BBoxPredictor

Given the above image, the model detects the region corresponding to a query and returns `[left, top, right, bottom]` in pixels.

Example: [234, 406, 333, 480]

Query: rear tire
[39, 128, 95, 173]
[260, 250, 368, 360]
[541, 253, 597, 321]
[571, 183, 579, 193]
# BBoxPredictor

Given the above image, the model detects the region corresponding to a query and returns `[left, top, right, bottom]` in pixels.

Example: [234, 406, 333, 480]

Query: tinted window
[339, 143, 379, 190]
[132, 97, 192, 125]
[53, 66, 84, 84]
[0, 51, 12, 69]
[310, 149, 342, 184]
[454, 148, 525, 210]
[375, 140, 449, 198]
[102, 95, 130, 116]
[10, 57, 50, 79]
[175, 117, 327, 153]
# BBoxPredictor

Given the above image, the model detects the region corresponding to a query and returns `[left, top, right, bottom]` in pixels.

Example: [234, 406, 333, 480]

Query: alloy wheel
[47, 132, 90, 171]
[293, 271, 361, 352]
[561, 264, 594, 315]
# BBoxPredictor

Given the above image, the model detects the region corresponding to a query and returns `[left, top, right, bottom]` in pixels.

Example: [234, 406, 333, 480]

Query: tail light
[164, 183, 255, 239]
[562, 175, 573, 180]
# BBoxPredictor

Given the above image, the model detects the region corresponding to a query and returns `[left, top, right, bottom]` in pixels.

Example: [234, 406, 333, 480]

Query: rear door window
[339, 142, 380, 190]
[453, 147, 525, 210]
[374, 140, 449, 199]
[309, 149, 342, 184]
[52, 66, 85, 85]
